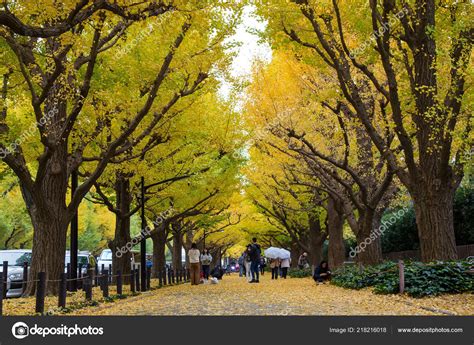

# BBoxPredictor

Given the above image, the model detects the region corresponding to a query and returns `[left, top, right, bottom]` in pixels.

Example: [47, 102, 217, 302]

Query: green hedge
[331, 260, 474, 297]
[288, 267, 312, 278]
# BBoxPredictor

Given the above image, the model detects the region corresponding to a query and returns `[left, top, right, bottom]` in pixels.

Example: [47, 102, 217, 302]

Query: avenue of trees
[0, 0, 472, 296]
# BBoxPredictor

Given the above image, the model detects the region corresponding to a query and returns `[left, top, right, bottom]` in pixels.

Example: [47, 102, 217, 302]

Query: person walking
[238, 253, 245, 277]
[248, 237, 261, 283]
[280, 257, 291, 279]
[200, 249, 212, 280]
[259, 257, 266, 275]
[244, 249, 252, 282]
[188, 243, 201, 285]
[270, 258, 280, 280]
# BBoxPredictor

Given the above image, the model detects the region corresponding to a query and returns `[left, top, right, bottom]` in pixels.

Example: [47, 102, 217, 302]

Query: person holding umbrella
[280, 257, 291, 279]
[270, 258, 280, 279]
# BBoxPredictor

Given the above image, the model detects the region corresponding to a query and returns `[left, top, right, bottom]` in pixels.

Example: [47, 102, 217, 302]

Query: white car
[97, 249, 113, 273]
[65, 250, 90, 275]
[0, 249, 32, 298]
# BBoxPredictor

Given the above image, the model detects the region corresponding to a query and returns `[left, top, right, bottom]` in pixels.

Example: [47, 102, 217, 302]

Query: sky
[219, 6, 272, 99]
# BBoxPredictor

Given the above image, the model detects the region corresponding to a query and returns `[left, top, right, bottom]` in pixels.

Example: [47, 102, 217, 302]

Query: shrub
[331, 260, 474, 297]
[288, 267, 312, 278]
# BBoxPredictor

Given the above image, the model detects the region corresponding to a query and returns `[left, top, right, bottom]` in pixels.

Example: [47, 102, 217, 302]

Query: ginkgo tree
[0, 0, 241, 294]
[257, 0, 473, 261]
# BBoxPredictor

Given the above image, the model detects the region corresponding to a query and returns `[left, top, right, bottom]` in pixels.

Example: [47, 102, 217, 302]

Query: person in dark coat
[313, 261, 331, 283]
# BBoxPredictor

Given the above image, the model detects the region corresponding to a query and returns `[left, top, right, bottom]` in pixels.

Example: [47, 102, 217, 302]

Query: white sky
[219, 6, 272, 99]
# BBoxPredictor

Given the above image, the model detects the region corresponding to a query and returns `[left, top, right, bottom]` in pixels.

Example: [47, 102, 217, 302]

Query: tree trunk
[412, 187, 457, 261]
[109, 175, 132, 283]
[327, 196, 346, 269]
[26, 210, 68, 295]
[172, 232, 183, 271]
[352, 210, 383, 265]
[151, 227, 167, 277]
[25, 144, 69, 296]
[307, 212, 326, 267]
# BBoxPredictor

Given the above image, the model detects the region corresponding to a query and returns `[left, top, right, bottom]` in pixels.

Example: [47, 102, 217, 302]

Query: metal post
[22, 261, 28, 294]
[70, 169, 79, 292]
[140, 176, 147, 291]
[0, 272, 3, 315]
[2, 261, 7, 299]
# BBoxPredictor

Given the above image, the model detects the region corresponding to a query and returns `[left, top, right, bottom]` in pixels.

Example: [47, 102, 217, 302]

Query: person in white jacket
[280, 257, 291, 279]
[188, 243, 201, 285]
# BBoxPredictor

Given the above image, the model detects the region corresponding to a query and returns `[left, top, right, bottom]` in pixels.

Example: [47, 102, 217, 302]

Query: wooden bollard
[163, 269, 167, 285]
[58, 273, 67, 308]
[84, 275, 92, 301]
[102, 270, 109, 298]
[398, 260, 405, 294]
[78, 264, 83, 290]
[94, 263, 99, 286]
[0, 272, 4, 315]
[35, 272, 46, 314]
[146, 266, 151, 290]
[130, 269, 136, 293]
[135, 268, 140, 292]
[117, 270, 123, 295]
[2, 261, 8, 299]
[22, 261, 28, 293]
[108, 264, 112, 283]
[66, 263, 71, 291]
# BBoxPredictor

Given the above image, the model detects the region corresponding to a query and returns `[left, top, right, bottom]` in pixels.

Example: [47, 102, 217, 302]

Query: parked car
[0, 249, 32, 298]
[65, 251, 90, 274]
[97, 249, 113, 273]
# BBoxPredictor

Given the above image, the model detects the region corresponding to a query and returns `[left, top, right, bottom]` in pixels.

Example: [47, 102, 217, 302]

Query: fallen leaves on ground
[66, 274, 473, 316]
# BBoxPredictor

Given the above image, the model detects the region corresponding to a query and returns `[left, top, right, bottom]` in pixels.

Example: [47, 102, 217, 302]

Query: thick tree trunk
[172, 232, 183, 271]
[109, 215, 132, 284]
[27, 210, 68, 295]
[327, 196, 345, 269]
[307, 212, 326, 268]
[109, 175, 132, 283]
[151, 227, 167, 277]
[290, 243, 303, 268]
[352, 211, 383, 266]
[25, 144, 69, 296]
[412, 187, 457, 261]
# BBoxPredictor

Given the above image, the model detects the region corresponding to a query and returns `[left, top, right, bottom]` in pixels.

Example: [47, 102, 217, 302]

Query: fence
[383, 244, 474, 261]
[0, 261, 190, 315]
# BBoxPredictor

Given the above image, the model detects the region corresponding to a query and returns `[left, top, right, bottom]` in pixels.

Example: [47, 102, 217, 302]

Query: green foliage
[332, 260, 474, 297]
[381, 186, 474, 252]
[288, 267, 312, 278]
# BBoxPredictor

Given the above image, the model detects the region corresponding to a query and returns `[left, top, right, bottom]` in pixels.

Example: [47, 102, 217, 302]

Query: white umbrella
[264, 247, 291, 259]
[277, 248, 291, 259]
